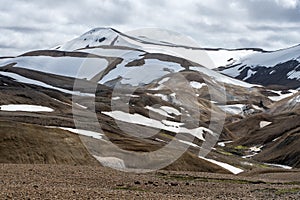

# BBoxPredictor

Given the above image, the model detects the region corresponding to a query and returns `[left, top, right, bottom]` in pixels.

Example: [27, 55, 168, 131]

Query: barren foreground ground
[1, 164, 299, 199]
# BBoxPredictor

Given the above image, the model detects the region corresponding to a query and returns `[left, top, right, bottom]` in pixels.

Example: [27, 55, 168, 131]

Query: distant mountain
[0, 27, 299, 172]
[218, 44, 300, 90]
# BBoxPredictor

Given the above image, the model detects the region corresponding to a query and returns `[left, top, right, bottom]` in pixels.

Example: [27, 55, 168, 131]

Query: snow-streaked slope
[205, 49, 257, 68]
[190, 66, 255, 88]
[237, 45, 300, 68]
[145, 105, 180, 119]
[0, 56, 108, 80]
[220, 44, 300, 89]
[77, 47, 144, 58]
[0, 27, 259, 92]
[99, 58, 184, 86]
[268, 90, 298, 101]
[102, 110, 212, 141]
[0, 71, 95, 97]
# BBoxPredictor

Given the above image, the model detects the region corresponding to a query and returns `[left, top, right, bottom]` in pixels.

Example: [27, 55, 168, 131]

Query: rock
[134, 181, 141, 185]
[170, 182, 178, 186]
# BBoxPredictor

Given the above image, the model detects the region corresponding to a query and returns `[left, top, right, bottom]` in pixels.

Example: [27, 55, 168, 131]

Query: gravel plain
[1, 164, 300, 199]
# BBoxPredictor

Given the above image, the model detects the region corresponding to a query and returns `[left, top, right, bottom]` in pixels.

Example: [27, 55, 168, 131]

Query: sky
[0, 0, 300, 56]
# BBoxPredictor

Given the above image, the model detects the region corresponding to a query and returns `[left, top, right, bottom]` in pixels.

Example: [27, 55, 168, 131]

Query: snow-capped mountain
[0, 27, 299, 172]
[0, 27, 260, 89]
[56, 27, 264, 69]
[218, 44, 300, 89]
[56, 28, 138, 51]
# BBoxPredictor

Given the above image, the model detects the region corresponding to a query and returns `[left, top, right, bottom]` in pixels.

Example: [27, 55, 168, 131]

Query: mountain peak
[81, 27, 120, 36]
[57, 27, 124, 51]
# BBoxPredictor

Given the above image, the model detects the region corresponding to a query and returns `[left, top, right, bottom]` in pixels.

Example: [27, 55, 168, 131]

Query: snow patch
[178, 140, 199, 148]
[259, 121, 272, 128]
[238, 45, 300, 68]
[206, 49, 256, 68]
[0, 71, 95, 97]
[160, 106, 181, 116]
[199, 156, 244, 175]
[0, 104, 53, 112]
[249, 146, 263, 153]
[268, 90, 297, 101]
[0, 56, 108, 80]
[217, 141, 233, 147]
[146, 106, 173, 118]
[243, 69, 257, 80]
[242, 153, 258, 159]
[264, 163, 292, 170]
[100, 59, 184, 86]
[93, 155, 126, 169]
[218, 104, 245, 115]
[269, 70, 276, 74]
[190, 66, 254, 88]
[102, 110, 211, 141]
[58, 127, 103, 140]
[190, 81, 206, 89]
[75, 103, 88, 109]
[158, 77, 170, 84]
[112, 96, 121, 100]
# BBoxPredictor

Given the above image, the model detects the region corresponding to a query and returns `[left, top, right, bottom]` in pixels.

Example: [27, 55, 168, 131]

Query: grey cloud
[0, 0, 300, 56]
[237, 0, 300, 22]
[0, 26, 44, 33]
[246, 24, 299, 31]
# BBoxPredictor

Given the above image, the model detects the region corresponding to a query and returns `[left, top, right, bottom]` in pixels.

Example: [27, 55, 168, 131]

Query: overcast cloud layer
[0, 0, 300, 56]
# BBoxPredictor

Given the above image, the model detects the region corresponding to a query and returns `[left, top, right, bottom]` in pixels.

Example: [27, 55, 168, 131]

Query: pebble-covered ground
[1, 164, 300, 199]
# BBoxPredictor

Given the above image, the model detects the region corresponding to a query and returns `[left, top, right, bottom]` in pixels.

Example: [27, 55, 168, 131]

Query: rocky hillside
[0, 27, 299, 174]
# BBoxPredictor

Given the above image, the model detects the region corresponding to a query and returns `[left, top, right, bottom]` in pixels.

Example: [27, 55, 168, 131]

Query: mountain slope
[0, 27, 299, 173]
[218, 44, 300, 89]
